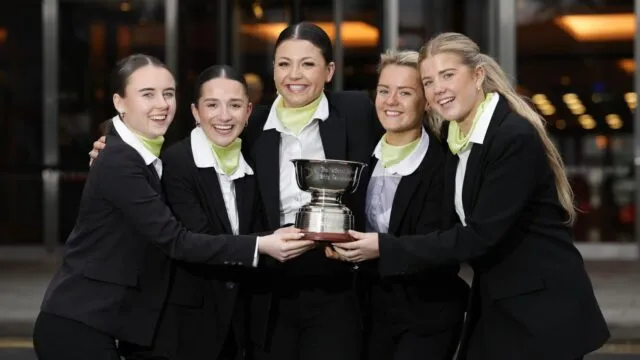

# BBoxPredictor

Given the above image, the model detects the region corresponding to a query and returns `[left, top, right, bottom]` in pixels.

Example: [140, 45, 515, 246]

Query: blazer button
[225, 281, 236, 290]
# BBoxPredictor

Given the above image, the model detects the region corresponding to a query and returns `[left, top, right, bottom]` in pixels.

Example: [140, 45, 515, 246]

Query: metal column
[42, 0, 59, 252]
[165, 0, 178, 74]
[488, 0, 516, 83]
[382, 0, 398, 51]
[333, 0, 344, 91]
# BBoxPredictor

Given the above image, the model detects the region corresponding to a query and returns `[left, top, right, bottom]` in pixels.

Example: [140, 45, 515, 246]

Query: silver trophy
[291, 159, 367, 242]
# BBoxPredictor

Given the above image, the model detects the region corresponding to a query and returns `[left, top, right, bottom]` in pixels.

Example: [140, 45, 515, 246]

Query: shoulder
[98, 135, 144, 167]
[487, 110, 545, 163]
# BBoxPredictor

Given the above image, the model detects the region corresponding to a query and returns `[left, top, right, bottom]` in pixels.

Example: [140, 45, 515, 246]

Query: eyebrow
[377, 84, 418, 90]
[202, 97, 245, 102]
[138, 87, 175, 92]
[276, 56, 314, 61]
[422, 67, 457, 80]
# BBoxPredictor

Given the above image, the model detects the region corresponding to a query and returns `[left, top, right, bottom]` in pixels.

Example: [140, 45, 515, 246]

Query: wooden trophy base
[302, 231, 354, 242]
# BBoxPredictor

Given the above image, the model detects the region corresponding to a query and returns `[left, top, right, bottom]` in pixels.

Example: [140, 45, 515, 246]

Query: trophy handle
[348, 164, 366, 194]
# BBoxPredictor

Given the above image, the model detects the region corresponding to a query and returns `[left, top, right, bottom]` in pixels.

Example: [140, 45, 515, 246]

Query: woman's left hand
[330, 230, 380, 262]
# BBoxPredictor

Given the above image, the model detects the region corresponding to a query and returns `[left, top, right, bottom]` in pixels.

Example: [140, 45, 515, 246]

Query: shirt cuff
[252, 237, 260, 267]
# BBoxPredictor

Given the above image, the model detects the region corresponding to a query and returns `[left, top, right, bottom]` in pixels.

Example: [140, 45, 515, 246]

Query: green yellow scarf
[275, 95, 323, 135]
[135, 134, 164, 157]
[380, 134, 420, 168]
[211, 138, 242, 176]
[447, 93, 494, 155]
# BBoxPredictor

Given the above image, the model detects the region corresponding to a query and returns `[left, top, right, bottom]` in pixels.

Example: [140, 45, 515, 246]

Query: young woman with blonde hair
[332, 32, 609, 360]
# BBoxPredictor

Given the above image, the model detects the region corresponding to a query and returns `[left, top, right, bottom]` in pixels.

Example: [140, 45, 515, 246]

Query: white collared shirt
[190, 127, 254, 236]
[263, 93, 330, 225]
[365, 128, 430, 233]
[454, 92, 499, 225]
[112, 115, 163, 178]
[190, 127, 260, 267]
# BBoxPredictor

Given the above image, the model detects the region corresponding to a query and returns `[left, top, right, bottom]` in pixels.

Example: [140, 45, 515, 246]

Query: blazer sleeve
[378, 126, 546, 276]
[161, 147, 212, 234]
[97, 144, 257, 266]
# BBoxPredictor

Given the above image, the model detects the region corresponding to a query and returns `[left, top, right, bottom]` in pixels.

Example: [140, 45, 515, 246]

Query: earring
[119, 112, 125, 119]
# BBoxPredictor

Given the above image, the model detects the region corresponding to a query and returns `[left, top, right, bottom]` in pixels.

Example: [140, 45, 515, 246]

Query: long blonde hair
[377, 49, 443, 137]
[419, 32, 576, 223]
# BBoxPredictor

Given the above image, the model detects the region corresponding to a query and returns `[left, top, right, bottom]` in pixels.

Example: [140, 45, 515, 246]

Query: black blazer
[243, 91, 383, 348]
[376, 97, 609, 359]
[145, 136, 263, 359]
[360, 130, 469, 338]
[40, 132, 258, 347]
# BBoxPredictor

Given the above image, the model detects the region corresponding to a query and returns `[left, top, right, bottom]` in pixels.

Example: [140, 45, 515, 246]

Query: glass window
[517, 0, 635, 242]
[0, 1, 43, 244]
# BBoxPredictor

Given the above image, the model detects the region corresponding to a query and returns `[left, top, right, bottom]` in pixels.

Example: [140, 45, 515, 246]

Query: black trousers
[33, 311, 120, 360]
[367, 321, 462, 360]
[250, 284, 362, 360]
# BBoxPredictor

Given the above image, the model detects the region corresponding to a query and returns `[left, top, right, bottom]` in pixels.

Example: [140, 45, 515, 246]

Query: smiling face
[192, 77, 252, 147]
[113, 65, 176, 138]
[273, 39, 335, 108]
[420, 52, 485, 128]
[375, 64, 426, 144]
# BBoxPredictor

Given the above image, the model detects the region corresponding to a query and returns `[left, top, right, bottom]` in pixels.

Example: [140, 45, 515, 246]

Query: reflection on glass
[516, 0, 635, 242]
[0, 0, 43, 244]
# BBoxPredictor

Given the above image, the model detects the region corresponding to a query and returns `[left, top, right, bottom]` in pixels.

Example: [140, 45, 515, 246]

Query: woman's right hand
[257, 232, 315, 262]
[88, 136, 107, 166]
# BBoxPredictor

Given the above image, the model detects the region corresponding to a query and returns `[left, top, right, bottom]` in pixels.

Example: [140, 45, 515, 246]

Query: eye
[143, 92, 153, 98]
[376, 88, 388, 95]
[207, 103, 218, 109]
[400, 91, 412, 96]
[302, 62, 315, 68]
[231, 103, 242, 109]
[443, 72, 454, 79]
[277, 62, 289, 68]
[422, 80, 433, 88]
[163, 92, 175, 98]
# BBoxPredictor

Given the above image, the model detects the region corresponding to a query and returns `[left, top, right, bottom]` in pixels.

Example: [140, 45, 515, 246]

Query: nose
[219, 105, 233, 122]
[384, 90, 399, 106]
[155, 94, 169, 109]
[289, 65, 302, 79]
[433, 79, 445, 95]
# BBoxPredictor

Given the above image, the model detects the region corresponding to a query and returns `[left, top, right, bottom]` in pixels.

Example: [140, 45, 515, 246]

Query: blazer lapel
[197, 168, 233, 234]
[461, 96, 511, 212]
[254, 129, 281, 229]
[442, 152, 459, 228]
[234, 175, 256, 235]
[319, 109, 347, 161]
[388, 166, 423, 235]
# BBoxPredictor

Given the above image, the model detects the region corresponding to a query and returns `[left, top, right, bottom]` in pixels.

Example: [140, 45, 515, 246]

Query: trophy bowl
[291, 159, 367, 242]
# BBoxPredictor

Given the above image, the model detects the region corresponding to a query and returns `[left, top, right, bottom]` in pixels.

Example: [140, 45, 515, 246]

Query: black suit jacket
[360, 130, 468, 338]
[40, 132, 257, 346]
[142, 136, 263, 359]
[243, 91, 383, 348]
[377, 97, 609, 359]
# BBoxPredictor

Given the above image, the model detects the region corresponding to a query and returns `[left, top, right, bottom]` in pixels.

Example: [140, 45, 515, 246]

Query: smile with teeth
[437, 97, 455, 106]
[385, 110, 402, 117]
[150, 115, 167, 121]
[213, 124, 233, 131]
[287, 85, 308, 93]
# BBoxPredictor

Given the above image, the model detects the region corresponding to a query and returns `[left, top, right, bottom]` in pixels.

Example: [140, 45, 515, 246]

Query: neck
[457, 94, 485, 136]
[385, 127, 422, 146]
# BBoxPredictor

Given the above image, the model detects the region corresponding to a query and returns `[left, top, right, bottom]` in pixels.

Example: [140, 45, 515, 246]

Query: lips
[384, 110, 402, 117]
[437, 97, 455, 106]
[211, 124, 234, 135]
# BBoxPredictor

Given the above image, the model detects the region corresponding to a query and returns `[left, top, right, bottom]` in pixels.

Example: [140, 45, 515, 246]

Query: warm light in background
[0, 28, 7, 44]
[555, 13, 635, 42]
[563, 93, 586, 115]
[605, 114, 623, 130]
[120, 1, 131, 12]
[617, 58, 635, 74]
[252, 1, 264, 19]
[625, 92, 637, 111]
[241, 21, 379, 47]
[531, 93, 556, 116]
[578, 114, 596, 130]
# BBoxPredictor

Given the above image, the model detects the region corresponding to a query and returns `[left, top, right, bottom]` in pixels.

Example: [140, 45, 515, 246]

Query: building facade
[0, 0, 638, 260]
